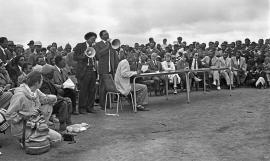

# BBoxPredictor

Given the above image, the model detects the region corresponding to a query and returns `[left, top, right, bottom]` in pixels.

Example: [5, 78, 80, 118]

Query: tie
[60, 69, 65, 82]
[108, 48, 111, 73]
[194, 59, 197, 70]
[92, 57, 96, 71]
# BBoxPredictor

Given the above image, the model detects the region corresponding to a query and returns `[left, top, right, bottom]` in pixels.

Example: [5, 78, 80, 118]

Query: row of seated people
[132, 49, 269, 95]
[0, 55, 77, 132]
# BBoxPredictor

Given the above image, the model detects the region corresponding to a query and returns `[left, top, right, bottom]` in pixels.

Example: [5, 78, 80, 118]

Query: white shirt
[18, 65, 22, 72]
[0, 46, 6, 55]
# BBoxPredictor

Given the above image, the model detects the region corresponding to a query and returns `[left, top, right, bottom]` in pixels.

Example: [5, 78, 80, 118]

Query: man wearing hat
[73, 32, 98, 114]
[24, 40, 34, 63]
[28, 41, 42, 65]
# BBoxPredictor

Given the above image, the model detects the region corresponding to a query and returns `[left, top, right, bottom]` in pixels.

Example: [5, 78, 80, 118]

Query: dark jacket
[94, 41, 119, 75]
[73, 42, 98, 80]
[147, 60, 163, 72]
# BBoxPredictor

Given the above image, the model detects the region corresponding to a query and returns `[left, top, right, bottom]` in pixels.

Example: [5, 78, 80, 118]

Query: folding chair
[102, 74, 135, 116]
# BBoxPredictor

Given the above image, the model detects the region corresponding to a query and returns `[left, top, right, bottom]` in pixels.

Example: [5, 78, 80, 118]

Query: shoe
[174, 89, 177, 94]
[217, 86, 221, 90]
[137, 105, 149, 111]
[72, 111, 79, 115]
[79, 109, 87, 114]
[212, 81, 216, 86]
[86, 108, 97, 113]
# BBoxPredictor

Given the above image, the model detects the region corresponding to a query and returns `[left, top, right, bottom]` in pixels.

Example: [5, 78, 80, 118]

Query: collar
[102, 40, 107, 44]
[86, 41, 90, 48]
[23, 83, 37, 98]
[18, 65, 22, 72]
[0, 46, 5, 53]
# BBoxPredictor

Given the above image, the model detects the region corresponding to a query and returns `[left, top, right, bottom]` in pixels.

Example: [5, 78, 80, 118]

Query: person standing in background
[95, 30, 119, 110]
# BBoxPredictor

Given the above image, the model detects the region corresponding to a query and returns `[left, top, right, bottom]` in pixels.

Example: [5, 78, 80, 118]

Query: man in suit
[231, 50, 247, 86]
[211, 51, 231, 90]
[53, 55, 77, 115]
[24, 40, 35, 63]
[190, 52, 210, 90]
[147, 52, 164, 95]
[73, 32, 98, 114]
[0, 37, 8, 64]
[95, 30, 119, 110]
[223, 52, 235, 88]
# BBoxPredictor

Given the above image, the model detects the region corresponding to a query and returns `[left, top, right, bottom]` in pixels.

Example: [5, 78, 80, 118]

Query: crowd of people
[0, 31, 269, 152]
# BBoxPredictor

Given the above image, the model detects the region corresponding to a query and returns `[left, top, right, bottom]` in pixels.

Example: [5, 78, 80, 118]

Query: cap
[16, 44, 24, 48]
[27, 40, 34, 46]
[34, 41, 42, 46]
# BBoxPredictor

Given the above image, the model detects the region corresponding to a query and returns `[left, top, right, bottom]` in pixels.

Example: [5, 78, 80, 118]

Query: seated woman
[161, 53, 181, 94]
[0, 59, 14, 109]
[5, 71, 62, 146]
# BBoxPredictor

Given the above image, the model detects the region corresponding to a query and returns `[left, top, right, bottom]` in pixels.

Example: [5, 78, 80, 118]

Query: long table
[132, 67, 232, 112]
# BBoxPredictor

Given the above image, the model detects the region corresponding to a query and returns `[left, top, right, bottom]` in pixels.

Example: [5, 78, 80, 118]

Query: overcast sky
[0, 0, 269, 48]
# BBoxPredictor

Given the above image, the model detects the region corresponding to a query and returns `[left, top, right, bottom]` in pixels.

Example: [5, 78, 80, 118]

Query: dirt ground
[1, 88, 270, 161]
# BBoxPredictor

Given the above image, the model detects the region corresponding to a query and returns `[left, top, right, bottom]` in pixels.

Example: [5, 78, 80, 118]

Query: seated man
[6, 71, 62, 146]
[40, 64, 72, 131]
[115, 53, 149, 111]
[17, 62, 33, 85]
[231, 51, 247, 87]
[0, 59, 13, 109]
[53, 55, 77, 114]
[147, 52, 165, 95]
[32, 55, 46, 72]
[211, 51, 231, 90]
[176, 55, 201, 90]
[223, 52, 235, 88]
[189, 52, 210, 90]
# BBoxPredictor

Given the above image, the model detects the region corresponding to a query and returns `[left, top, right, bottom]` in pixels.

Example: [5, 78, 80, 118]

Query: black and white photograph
[0, 0, 269, 160]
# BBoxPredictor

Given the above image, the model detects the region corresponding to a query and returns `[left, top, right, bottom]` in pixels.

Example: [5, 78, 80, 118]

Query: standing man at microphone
[73, 32, 98, 114]
[95, 30, 119, 110]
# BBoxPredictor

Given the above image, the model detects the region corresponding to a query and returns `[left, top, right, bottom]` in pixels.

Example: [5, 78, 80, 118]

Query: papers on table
[141, 65, 149, 72]
[63, 78, 75, 90]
